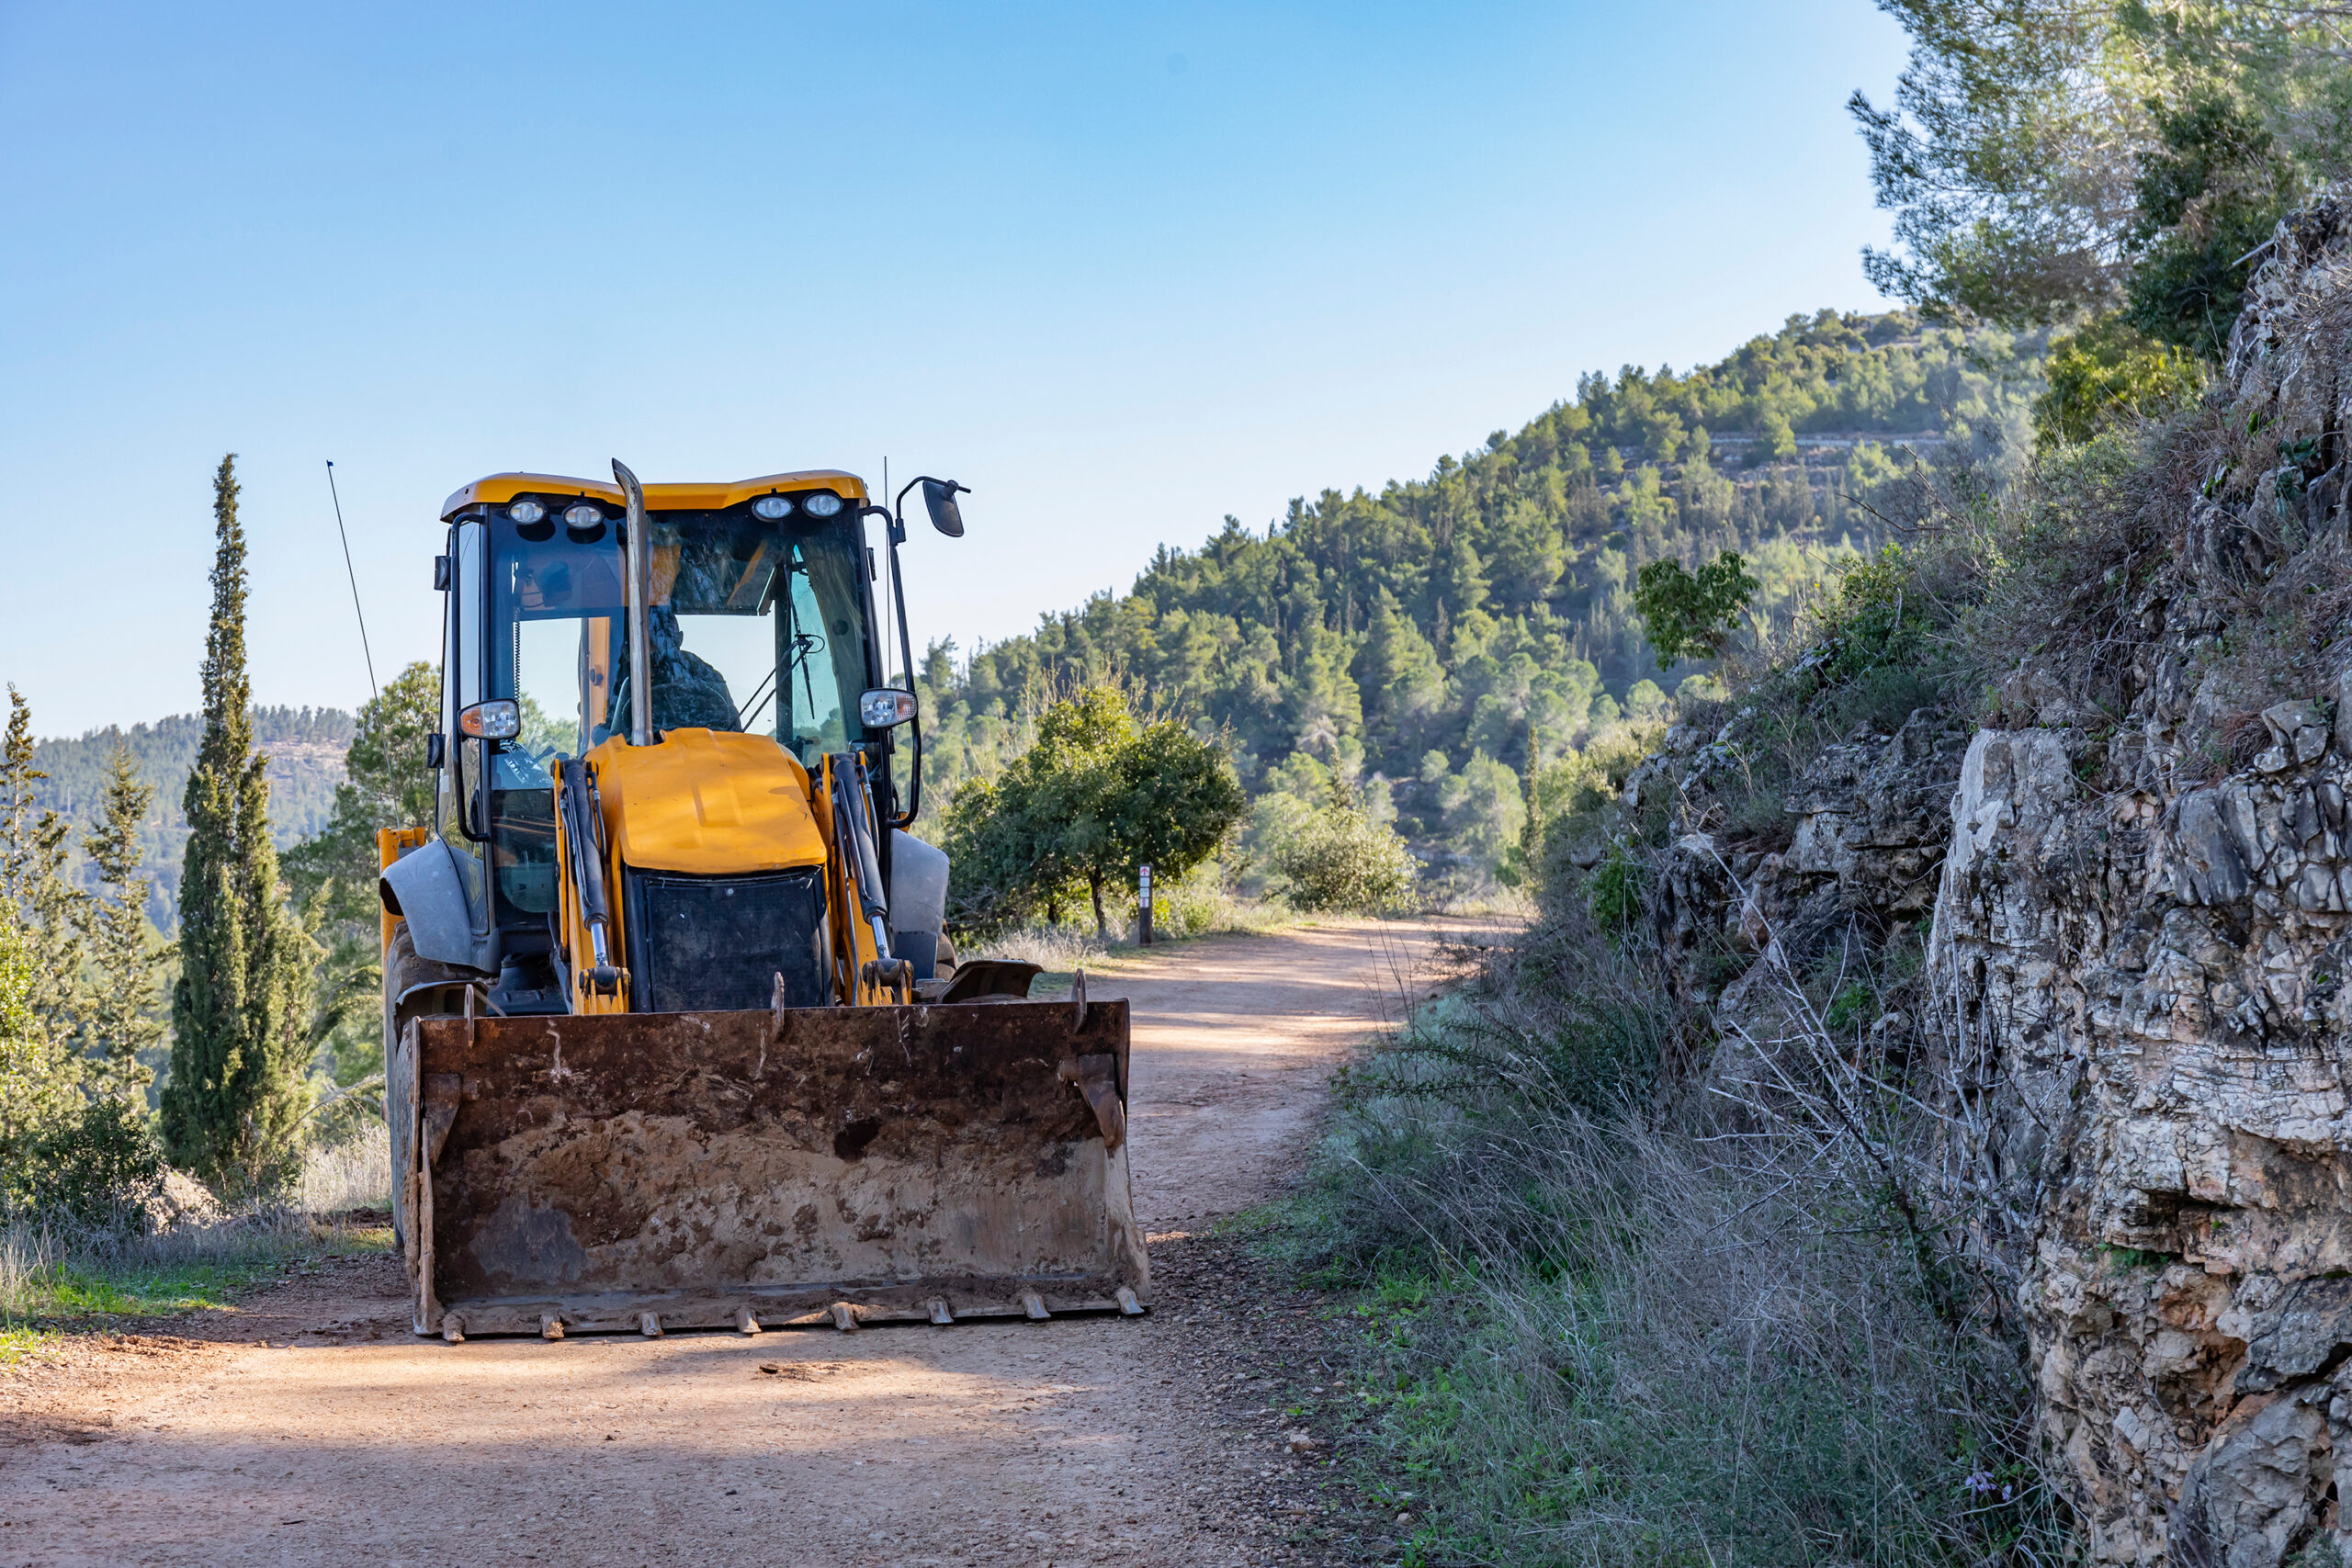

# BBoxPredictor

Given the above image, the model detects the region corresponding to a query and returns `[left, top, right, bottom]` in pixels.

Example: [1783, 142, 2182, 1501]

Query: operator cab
[434, 470, 894, 1010]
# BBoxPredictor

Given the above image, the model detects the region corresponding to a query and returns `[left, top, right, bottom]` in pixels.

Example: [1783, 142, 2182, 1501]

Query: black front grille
[623, 867, 829, 1013]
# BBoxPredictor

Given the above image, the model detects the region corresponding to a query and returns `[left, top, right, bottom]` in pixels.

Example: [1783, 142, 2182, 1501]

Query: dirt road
[1, 919, 1481, 1568]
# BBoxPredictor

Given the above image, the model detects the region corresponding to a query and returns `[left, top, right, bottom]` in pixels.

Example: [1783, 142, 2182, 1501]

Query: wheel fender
[889, 829, 949, 939]
[379, 837, 492, 971]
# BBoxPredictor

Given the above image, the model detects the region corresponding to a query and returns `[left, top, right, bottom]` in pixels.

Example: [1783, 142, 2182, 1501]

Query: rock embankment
[1619, 190, 2352, 1564]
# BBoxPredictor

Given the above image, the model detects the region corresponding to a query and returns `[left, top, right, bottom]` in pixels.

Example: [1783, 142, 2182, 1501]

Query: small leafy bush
[25, 1100, 165, 1233]
[1586, 850, 1647, 934]
[1276, 805, 1418, 913]
[2032, 315, 2206, 447]
[1634, 551, 1759, 663]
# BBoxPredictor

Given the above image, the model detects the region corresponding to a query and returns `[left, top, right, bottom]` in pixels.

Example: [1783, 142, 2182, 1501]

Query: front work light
[803, 491, 844, 517]
[563, 502, 603, 528]
[752, 494, 794, 520]
[859, 688, 918, 728]
[508, 500, 547, 525]
[458, 699, 521, 739]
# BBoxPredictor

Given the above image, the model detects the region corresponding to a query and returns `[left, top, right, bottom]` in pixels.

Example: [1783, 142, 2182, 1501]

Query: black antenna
[325, 460, 379, 704]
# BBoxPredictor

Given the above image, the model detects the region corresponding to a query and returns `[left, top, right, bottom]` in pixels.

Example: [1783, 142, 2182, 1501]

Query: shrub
[1292, 932, 2059, 1565]
[26, 1099, 165, 1232]
[1634, 550, 1759, 662]
[944, 686, 1245, 938]
[2032, 315, 2206, 447]
[1586, 849, 1646, 933]
[1275, 806, 1417, 913]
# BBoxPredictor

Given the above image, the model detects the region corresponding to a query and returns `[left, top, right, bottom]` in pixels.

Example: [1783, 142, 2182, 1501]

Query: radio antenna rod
[325, 460, 379, 704]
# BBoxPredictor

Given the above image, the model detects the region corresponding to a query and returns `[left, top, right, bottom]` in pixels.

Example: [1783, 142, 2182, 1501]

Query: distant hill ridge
[33, 705, 353, 926]
[916, 307, 2046, 882]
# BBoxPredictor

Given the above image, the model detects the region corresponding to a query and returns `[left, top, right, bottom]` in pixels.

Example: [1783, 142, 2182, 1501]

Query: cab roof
[440, 469, 870, 522]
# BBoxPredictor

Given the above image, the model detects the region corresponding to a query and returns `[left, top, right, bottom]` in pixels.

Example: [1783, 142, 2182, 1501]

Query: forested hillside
[31, 705, 350, 924]
[914, 307, 2044, 891]
[24, 312, 2046, 916]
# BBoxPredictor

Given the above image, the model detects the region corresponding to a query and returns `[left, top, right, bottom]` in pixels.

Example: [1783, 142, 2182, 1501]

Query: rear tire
[382, 920, 476, 1255]
[933, 932, 957, 979]
[383, 920, 413, 1254]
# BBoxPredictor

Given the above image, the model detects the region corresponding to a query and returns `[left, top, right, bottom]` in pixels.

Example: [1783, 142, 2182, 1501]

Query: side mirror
[859, 689, 918, 729]
[921, 479, 967, 538]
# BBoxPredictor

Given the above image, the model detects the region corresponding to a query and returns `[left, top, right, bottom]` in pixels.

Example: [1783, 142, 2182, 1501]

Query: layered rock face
[1622, 195, 2352, 1563]
[1941, 714, 2352, 1564]
[1939, 197, 2352, 1567]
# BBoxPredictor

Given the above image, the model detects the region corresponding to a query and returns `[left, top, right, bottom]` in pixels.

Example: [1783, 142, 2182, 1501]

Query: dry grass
[0, 1134, 395, 1340]
[1287, 908, 2064, 1565]
[969, 889, 1295, 976]
[294, 1134, 390, 1216]
[969, 923, 1117, 976]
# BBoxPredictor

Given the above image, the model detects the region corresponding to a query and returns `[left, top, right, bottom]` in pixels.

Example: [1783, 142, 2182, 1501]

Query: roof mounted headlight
[803, 491, 843, 517]
[507, 500, 546, 525]
[458, 699, 520, 740]
[563, 502, 604, 528]
[752, 494, 794, 520]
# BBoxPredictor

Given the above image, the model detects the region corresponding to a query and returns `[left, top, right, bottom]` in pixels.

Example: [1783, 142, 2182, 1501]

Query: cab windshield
[481, 502, 874, 922]
[490, 504, 874, 772]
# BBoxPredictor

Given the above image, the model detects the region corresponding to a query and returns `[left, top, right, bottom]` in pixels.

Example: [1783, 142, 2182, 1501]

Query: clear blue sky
[0, 1, 1910, 737]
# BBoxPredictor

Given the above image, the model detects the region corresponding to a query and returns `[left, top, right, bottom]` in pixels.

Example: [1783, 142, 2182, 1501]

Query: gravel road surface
[0, 918, 1485, 1568]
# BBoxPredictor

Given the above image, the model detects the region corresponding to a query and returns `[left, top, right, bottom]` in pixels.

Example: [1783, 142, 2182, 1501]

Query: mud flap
[402, 998, 1147, 1337]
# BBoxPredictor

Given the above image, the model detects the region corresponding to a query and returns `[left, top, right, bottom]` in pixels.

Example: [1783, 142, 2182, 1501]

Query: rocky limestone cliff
[1611, 193, 2352, 1564]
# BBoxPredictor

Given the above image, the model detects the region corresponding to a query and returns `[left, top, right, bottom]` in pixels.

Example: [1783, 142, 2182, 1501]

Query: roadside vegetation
[1262, 12, 2352, 1560]
[912, 307, 2045, 907]
[0, 1134, 390, 1364]
[1, 457, 405, 1338]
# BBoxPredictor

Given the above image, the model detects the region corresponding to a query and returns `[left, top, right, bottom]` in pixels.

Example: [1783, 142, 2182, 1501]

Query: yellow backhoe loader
[377, 463, 1147, 1341]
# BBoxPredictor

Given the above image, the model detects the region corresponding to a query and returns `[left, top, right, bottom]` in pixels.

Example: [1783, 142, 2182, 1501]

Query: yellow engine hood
[587, 729, 826, 874]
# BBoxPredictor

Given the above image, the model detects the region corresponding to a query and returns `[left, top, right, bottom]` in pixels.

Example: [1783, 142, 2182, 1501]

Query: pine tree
[79, 746, 164, 1108]
[162, 455, 317, 1199]
[0, 903, 62, 1191]
[0, 687, 89, 1055]
[0, 688, 90, 1199]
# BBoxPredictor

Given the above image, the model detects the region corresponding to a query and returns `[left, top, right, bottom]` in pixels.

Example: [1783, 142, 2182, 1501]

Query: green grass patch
[3, 1219, 391, 1331]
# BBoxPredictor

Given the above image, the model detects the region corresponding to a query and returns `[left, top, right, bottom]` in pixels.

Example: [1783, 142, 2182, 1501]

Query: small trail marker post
[1138, 863, 1153, 945]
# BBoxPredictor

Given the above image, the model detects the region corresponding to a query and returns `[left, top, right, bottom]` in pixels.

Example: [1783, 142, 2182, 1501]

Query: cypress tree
[162, 455, 316, 1199]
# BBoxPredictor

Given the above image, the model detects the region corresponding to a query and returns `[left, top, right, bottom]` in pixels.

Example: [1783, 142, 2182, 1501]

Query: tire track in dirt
[0, 917, 1492, 1568]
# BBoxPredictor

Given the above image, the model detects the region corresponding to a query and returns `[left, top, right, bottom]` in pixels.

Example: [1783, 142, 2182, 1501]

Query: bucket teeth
[540, 1314, 564, 1340]
[1116, 1287, 1144, 1316]
[440, 1314, 466, 1343]
[830, 1302, 861, 1332]
[736, 1307, 762, 1336]
[639, 1312, 662, 1337]
[927, 1298, 954, 1325]
[1021, 1291, 1050, 1320]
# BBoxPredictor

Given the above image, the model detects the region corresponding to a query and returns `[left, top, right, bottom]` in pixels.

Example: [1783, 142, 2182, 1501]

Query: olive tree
[947, 687, 1245, 939]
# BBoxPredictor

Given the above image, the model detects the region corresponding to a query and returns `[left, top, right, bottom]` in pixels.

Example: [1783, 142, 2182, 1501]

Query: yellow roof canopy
[441, 468, 870, 522]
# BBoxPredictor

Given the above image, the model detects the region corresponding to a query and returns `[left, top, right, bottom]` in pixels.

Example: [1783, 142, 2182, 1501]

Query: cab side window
[437, 524, 487, 929]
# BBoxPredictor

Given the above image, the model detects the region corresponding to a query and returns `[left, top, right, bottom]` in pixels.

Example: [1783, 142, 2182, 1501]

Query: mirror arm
[896, 474, 966, 537]
[892, 476, 924, 531]
[889, 714, 922, 829]
[885, 513, 922, 829]
[859, 500, 905, 548]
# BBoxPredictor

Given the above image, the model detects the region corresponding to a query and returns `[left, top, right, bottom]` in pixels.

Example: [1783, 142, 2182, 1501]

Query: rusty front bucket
[390, 997, 1147, 1338]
